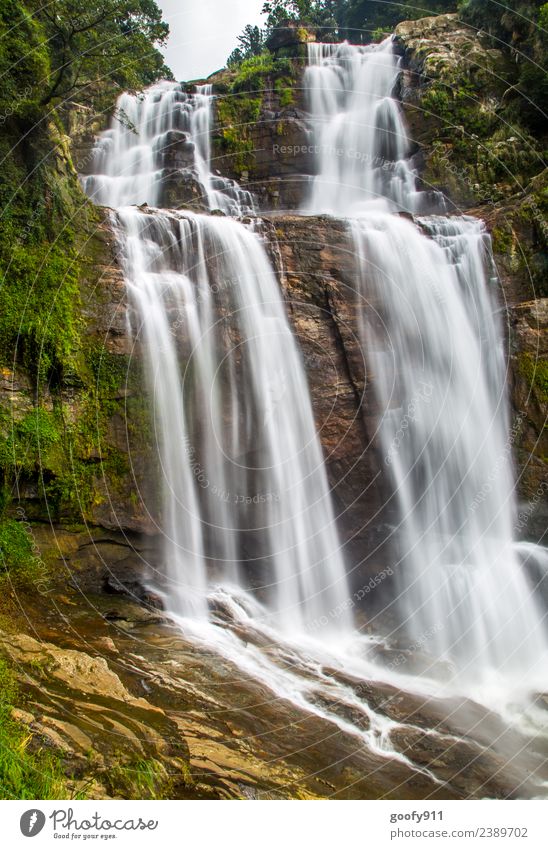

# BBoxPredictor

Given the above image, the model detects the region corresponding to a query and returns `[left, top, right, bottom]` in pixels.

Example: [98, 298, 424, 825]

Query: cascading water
[117, 207, 351, 631]
[304, 39, 425, 215]
[303, 38, 548, 688]
[85, 81, 253, 214]
[352, 212, 548, 685]
[86, 82, 350, 634]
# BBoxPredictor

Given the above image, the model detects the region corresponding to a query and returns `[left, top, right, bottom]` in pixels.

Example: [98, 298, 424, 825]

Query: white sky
[159, 0, 266, 81]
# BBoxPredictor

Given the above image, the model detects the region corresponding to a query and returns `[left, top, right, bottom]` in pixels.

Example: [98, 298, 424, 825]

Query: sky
[159, 0, 266, 81]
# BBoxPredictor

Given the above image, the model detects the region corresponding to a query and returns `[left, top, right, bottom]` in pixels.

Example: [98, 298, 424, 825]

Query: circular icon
[20, 810, 46, 837]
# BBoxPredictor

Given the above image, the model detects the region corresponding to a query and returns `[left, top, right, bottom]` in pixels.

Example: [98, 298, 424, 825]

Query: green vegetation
[341, 0, 457, 38]
[0, 519, 37, 576]
[228, 24, 266, 66]
[227, 0, 458, 59]
[216, 53, 297, 173]
[0, 658, 69, 798]
[27, 0, 171, 108]
[0, 0, 163, 521]
[105, 757, 174, 800]
[459, 1, 548, 132]
[216, 96, 260, 172]
[519, 353, 548, 403]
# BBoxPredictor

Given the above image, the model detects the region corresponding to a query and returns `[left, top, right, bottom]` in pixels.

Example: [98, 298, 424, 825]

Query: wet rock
[103, 560, 164, 610]
[265, 23, 315, 54]
[160, 169, 210, 211]
[308, 691, 371, 731]
[0, 628, 192, 799]
[389, 725, 520, 798]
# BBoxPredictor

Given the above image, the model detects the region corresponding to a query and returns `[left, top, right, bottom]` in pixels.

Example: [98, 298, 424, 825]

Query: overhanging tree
[28, 0, 171, 106]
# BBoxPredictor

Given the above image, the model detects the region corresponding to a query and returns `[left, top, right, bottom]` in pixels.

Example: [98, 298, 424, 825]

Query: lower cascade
[80, 30, 548, 796]
[117, 207, 351, 633]
[352, 212, 548, 686]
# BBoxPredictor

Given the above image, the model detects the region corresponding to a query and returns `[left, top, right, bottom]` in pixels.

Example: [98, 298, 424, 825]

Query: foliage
[0, 0, 165, 520]
[216, 52, 297, 172]
[226, 0, 340, 60]
[105, 757, 173, 799]
[258, 0, 458, 40]
[262, 0, 338, 29]
[0, 519, 36, 575]
[0, 0, 50, 127]
[228, 25, 266, 66]
[519, 353, 548, 403]
[459, 1, 548, 131]
[342, 1, 456, 37]
[27, 0, 171, 107]
[216, 96, 262, 171]
[227, 0, 462, 60]
[0, 225, 81, 385]
[0, 658, 69, 798]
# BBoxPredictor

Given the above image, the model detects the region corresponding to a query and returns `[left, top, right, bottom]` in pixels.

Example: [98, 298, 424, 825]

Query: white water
[303, 38, 548, 688]
[304, 39, 424, 215]
[85, 81, 253, 214]
[352, 212, 548, 686]
[117, 207, 351, 632]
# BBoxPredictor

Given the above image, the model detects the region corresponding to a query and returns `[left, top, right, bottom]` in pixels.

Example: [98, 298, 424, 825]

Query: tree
[27, 0, 171, 106]
[342, 1, 457, 39]
[227, 24, 265, 66]
[262, 0, 339, 29]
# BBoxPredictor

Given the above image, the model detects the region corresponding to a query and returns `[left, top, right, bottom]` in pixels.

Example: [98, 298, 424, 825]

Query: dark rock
[265, 23, 315, 54]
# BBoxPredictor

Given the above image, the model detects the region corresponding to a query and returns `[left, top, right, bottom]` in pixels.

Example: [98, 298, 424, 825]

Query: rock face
[209, 57, 312, 210]
[393, 14, 540, 208]
[466, 196, 547, 537]
[265, 215, 392, 582]
[0, 209, 157, 536]
[0, 208, 390, 589]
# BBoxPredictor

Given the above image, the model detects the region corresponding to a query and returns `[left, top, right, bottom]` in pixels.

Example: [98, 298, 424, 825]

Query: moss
[232, 53, 276, 93]
[0, 352, 136, 520]
[274, 76, 295, 107]
[0, 115, 88, 386]
[105, 756, 174, 800]
[0, 519, 37, 576]
[214, 52, 298, 175]
[519, 353, 548, 404]
[216, 96, 261, 172]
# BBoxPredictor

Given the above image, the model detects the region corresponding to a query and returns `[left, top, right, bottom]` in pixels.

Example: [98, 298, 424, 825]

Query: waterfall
[304, 39, 548, 685]
[85, 81, 253, 214]
[352, 212, 548, 683]
[87, 84, 350, 633]
[304, 39, 423, 215]
[75, 36, 548, 793]
[82, 43, 548, 686]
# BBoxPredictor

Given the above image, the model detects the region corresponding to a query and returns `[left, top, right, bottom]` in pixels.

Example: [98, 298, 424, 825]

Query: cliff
[0, 10, 546, 800]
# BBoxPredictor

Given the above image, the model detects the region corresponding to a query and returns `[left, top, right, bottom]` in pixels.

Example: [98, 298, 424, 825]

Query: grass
[0, 658, 69, 799]
[105, 757, 172, 799]
[0, 519, 36, 575]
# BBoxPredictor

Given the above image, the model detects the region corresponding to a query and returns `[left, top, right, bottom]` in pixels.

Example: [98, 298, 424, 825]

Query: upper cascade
[303, 38, 433, 215]
[84, 81, 254, 215]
